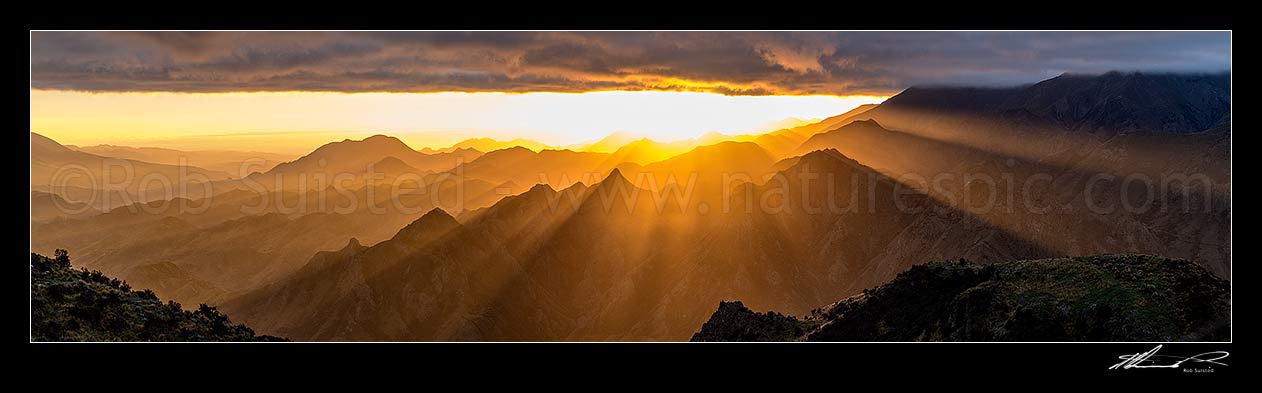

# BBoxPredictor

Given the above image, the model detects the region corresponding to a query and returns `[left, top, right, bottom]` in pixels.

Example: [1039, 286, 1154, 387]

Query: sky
[30, 31, 1231, 152]
[30, 90, 882, 153]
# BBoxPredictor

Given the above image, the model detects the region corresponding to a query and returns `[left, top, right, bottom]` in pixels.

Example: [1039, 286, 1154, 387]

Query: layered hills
[799, 72, 1231, 278]
[31, 132, 233, 211]
[67, 144, 295, 176]
[221, 148, 1050, 341]
[30, 71, 1231, 342]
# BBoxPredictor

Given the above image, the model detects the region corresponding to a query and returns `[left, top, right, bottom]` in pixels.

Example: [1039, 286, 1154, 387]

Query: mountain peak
[560, 181, 589, 194]
[391, 208, 461, 244]
[364, 134, 397, 142]
[292, 134, 412, 159]
[603, 168, 627, 183]
[264, 133, 429, 177]
[419, 207, 457, 222]
[345, 237, 363, 250]
[359, 134, 415, 149]
[793, 148, 871, 174]
[799, 148, 846, 161]
[588, 168, 640, 194]
[529, 183, 556, 193]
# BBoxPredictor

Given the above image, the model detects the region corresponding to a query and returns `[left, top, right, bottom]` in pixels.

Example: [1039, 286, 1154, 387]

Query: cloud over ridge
[30, 31, 1230, 95]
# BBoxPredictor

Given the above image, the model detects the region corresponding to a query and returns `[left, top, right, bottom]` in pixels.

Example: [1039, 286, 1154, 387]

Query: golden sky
[30, 90, 886, 154]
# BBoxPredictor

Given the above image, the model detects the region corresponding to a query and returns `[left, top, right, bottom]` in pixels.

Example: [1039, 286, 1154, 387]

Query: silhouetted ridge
[876, 71, 1231, 134]
[31, 132, 76, 155]
[266, 134, 422, 176]
[528, 183, 556, 193]
[490, 145, 534, 156]
[691, 301, 810, 342]
[792, 148, 875, 175]
[691, 254, 1230, 342]
[560, 181, 589, 193]
[1001, 71, 1231, 133]
[323, 134, 412, 152]
[363, 134, 406, 144]
[603, 168, 626, 182]
[392, 208, 461, 243]
[31, 251, 285, 341]
[848, 118, 882, 128]
[590, 168, 638, 193]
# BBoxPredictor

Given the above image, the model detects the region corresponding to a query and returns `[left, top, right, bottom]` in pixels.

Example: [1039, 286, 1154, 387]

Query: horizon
[30, 90, 885, 154]
[30, 68, 1234, 155]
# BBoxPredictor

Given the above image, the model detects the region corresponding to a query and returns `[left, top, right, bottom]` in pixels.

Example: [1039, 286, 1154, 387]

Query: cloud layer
[30, 31, 1231, 95]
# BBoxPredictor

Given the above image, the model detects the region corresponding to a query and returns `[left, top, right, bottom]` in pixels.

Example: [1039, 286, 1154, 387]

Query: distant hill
[752, 103, 877, 157]
[258, 135, 482, 190]
[619, 140, 777, 203]
[267, 134, 465, 175]
[599, 138, 708, 166]
[31, 136, 507, 308]
[31, 132, 233, 210]
[581, 131, 643, 153]
[448, 146, 610, 193]
[31, 250, 284, 341]
[69, 144, 295, 177]
[31, 191, 100, 223]
[748, 117, 818, 134]
[426, 137, 552, 153]
[691, 254, 1230, 342]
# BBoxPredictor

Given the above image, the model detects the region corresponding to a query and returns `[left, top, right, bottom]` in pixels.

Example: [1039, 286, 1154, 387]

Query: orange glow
[30, 90, 886, 154]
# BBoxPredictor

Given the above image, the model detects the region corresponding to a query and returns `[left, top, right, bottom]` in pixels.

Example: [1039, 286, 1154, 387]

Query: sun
[30, 89, 887, 153]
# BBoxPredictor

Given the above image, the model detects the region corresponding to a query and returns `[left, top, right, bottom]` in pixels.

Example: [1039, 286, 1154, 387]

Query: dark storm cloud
[29, 31, 1230, 95]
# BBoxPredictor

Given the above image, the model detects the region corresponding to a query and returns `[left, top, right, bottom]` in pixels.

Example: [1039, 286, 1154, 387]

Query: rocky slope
[692, 254, 1230, 342]
[31, 251, 284, 341]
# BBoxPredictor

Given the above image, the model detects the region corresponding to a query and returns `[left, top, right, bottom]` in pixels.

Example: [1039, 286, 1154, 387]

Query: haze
[31, 90, 883, 153]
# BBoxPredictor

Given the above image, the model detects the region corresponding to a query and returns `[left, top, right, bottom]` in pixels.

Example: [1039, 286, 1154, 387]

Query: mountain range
[30, 71, 1231, 341]
[66, 144, 295, 176]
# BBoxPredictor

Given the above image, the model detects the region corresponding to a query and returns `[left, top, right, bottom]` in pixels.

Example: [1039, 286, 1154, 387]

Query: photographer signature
[1109, 345, 1229, 370]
